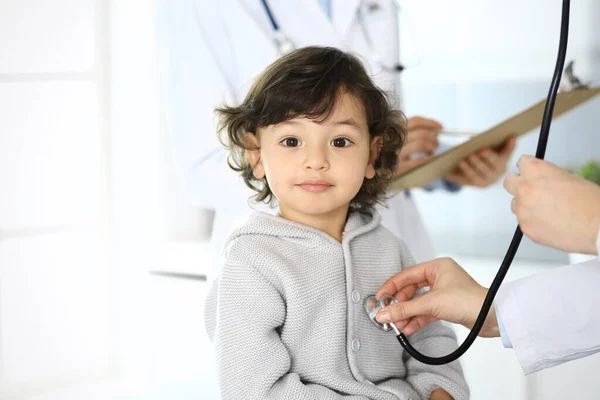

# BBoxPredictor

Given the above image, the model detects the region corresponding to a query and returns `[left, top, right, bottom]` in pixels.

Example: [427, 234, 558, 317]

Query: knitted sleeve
[395, 239, 470, 400]
[403, 323, 470, 400]
[206, 262, 371, 400]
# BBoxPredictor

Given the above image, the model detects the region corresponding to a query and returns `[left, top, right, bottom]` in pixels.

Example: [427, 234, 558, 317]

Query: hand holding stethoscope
[372, 154, 600, 337]
[371, 258, 500, 338]
[367, 0, 572, 365]
[257, 0, 573, 366]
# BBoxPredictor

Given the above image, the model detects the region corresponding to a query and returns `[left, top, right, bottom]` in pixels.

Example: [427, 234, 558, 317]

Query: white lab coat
[157, 0, 436, 276]
[495, 237, 600, 374]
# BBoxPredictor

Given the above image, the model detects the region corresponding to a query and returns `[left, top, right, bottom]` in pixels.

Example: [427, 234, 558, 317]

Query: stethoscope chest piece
[364, 293, 399, 333]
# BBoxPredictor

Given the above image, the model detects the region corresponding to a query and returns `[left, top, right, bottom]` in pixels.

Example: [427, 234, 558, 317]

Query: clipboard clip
[561, 60, 590, 91]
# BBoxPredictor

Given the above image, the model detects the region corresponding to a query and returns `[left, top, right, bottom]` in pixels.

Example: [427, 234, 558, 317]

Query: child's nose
[303, 147, 330, 171]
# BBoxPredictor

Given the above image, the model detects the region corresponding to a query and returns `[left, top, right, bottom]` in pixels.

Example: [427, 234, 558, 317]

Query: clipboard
[388, 87, 600, 192]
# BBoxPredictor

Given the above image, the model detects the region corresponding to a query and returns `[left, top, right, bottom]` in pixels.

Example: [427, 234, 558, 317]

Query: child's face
[246, 92, 379, 218]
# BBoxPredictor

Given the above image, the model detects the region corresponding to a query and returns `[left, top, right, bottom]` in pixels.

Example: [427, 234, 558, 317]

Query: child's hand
[429, 388, 454, 400]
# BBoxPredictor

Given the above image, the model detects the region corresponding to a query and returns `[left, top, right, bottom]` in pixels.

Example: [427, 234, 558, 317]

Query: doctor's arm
[375, 256, 600, 374]
[204, 263, 371, 400]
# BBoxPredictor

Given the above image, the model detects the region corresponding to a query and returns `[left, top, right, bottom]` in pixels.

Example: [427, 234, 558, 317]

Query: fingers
[510, 197, 520, 217]
[478, 148, 502, 172]
[466, 154, 494, 179]
[451, 143, 514, 188]
[400, 117, 442, 160]
[400, 140, 437, 158]
[456, 159, 487, 187]
[516, 154, 554, 179]
[503, 173, 521, 195]
[398, 315, 437, 336]
[406, 116, 443, 131]
[392, 282, 422, 303]
[394, 155, 433, 176]
[517, 154, 563, 180]
[376, 262, 435, 299]
[392, 291, 438, 334]
[405, 128, 439, 146]
[499, 136, 517, 158]
[376, 293, 432, 324]
[516, 154, 536, 174]
[400, 140, 437, 160]
[448, 137, 515, 187]
[400, 129, 439, 157]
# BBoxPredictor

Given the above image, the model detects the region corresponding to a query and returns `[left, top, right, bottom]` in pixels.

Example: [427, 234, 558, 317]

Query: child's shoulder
[220, 211, 316, 269]
[222, 211, 275, 255]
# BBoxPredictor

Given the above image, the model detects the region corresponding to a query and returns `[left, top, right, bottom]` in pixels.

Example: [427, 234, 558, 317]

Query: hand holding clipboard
[389, 87, 600, 192]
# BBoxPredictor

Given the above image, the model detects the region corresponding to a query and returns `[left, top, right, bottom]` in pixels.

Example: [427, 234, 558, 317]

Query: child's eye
[281, 137, 301, 147]
[331, 138, 353, 148]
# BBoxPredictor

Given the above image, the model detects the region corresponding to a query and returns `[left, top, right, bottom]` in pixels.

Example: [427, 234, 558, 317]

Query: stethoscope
[260, 0, 405, 72]
[259, 0, 295, 57]
[264, 0, 572, 365]
[364, 0, 572, 366]
[260, 0, 571, 365]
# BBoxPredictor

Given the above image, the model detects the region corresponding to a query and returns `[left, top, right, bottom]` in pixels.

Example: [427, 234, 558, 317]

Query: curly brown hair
[215, 46, 406, 212]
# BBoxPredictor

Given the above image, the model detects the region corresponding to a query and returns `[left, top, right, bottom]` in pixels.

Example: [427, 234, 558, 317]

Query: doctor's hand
[444, 136, 516, 188]
[504, 155, 600, 255]
[394, 116, 441, 176]
[375, 258, 500, 338]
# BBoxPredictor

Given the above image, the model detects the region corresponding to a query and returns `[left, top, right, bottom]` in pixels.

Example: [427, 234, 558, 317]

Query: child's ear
[365, 136, 383, 179]
[244, 132, 265, 179]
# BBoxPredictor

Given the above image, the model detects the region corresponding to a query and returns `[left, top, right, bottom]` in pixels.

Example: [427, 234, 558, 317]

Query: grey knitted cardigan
[205, 210, 469, 400]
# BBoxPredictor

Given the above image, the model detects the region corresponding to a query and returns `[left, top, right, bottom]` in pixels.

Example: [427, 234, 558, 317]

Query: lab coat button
[351, 339, 361, 351]
[351, 290, 361, 303]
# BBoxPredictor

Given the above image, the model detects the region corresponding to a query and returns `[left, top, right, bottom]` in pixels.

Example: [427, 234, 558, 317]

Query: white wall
[0, 0, 116, 398]
[0, 1, 211, 398]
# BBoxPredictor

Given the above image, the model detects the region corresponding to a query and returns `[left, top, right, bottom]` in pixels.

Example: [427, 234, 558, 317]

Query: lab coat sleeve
[495, 304, 513, 348]
[157, 0, 251, 211]
[495, 257, 600, 374]
[204, 263, 371, 400]
[395, 240, 470, 400]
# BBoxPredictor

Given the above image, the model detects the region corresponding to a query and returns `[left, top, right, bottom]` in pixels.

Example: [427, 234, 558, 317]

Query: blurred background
[1, 0, 599, 399]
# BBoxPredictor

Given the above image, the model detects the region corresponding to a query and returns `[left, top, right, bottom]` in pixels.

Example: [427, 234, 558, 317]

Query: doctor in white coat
[375, 155, 600, 374]
[157, 0, 515, 275]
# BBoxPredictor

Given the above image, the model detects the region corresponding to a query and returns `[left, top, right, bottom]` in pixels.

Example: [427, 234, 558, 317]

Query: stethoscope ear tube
[396, 0, 571, 365]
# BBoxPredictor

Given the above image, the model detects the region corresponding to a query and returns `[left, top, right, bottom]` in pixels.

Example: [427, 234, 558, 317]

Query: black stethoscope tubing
[397, 0, 571, 365]
[262, 0, 572, 365]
